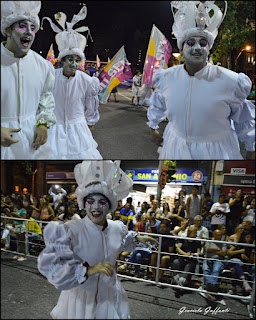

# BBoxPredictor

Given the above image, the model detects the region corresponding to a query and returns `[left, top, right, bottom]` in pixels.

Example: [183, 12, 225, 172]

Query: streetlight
[235, 45, 251, 64]
[172, 53, 180, 59]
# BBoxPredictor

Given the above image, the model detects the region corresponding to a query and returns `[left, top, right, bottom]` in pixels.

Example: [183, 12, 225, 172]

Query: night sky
[31, 1, 175, 70]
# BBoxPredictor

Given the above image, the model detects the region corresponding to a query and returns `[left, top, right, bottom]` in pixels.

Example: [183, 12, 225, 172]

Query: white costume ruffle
[1, 43, 56, 159]
[38, 216, 138, 319]
[48, 69, 102, 159]
[147, 63, 255, 159]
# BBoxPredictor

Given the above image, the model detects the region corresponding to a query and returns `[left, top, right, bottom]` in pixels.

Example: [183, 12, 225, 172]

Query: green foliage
[164, 160, 176, 169]
[21, 161, 34, 175]
[211, 1, 255, 64]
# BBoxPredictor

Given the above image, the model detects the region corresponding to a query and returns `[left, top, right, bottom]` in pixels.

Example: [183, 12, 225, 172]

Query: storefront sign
[125, 169, 207, 183]
[46, 172, 75, 179]
[223, 175, 255, 186]
[230, 168, 246, 174]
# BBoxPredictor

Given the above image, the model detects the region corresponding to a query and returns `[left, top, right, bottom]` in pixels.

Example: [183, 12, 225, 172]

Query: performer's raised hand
[33, 125, 48, 150]
[1, 127, 20, 147]
[88, 261, 115, 277]
[150, 128, 163, 146]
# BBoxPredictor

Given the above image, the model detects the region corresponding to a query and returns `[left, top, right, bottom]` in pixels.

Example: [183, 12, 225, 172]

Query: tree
[211, 1, 255, 69]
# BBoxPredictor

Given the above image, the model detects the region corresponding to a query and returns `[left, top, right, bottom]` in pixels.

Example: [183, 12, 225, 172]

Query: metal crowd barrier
[1, 216, 255, 318]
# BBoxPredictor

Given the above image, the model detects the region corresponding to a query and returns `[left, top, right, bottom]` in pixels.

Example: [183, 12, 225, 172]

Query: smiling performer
[41, 6, 102, 159]
[148, 1, 255, 160]
[1, 1, 56, 159]
[38, 160, 157, 319]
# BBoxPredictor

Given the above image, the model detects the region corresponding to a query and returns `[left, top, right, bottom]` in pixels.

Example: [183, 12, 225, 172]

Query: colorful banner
[142, 25, 172, 86]
[98, 46, 132, 104]
[96, 54, 101, 68]
[46, 43, 55, 62]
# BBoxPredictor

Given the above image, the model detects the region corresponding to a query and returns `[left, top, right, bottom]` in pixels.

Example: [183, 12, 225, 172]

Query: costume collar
[1, 42, 29, 59]
[83, 215, 109, 232]
[183, 62, 210, 78]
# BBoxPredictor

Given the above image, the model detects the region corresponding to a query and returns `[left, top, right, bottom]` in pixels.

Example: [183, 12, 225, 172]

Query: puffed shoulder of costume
[152, 68, 166, 88]
[232, 72, 252, 103]
[43, 221, 73, 248]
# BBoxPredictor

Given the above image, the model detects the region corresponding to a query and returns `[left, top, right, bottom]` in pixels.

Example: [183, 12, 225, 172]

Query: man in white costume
[131, 70, 142, 105]
[41, 6, 102, 159]
[1, 1, 56, 159]
[38, 160, 158, 319]
[148, 1, 255, 160]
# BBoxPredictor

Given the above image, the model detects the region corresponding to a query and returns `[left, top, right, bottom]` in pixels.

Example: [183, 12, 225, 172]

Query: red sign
[192, 171, 203, 182]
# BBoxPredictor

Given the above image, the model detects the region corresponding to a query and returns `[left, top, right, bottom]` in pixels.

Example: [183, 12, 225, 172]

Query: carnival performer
[147, 1, 255, 160]
[1, 1, 56, 159]
[41, 6, 102, 159]
[38, 160, 158, 319]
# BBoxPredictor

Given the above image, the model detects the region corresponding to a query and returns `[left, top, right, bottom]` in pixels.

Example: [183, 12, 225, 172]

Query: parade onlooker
[173, 219, 189, 237]
[186, 186, 201, 224]
[201, 201, 213, 236]
[191, 215, 209, 240]
[1, 1, 56, 159]
[39, 197, 55, 222]
[134, 214, 147, 233]
[146, 199, 163, 220]
[169, 199, 186, 229]
[24, 212, 42, 254]
[131, 70, 141, 105]
[112, 210, 121, 221]
[160, 202, 171, 220]
[30, 195, 41, 220]
[135, 201, 149, 222]
[12, 199, 27, 261]
[242, 198, 255, 235]
[201, 192, 213, 212]
[178, 189, 187, 208]
[48, 186, 67, 211]
[108, 86, 119, 103]
[120, 202, 134, 230]
[57, 202, 81, 222]
[227, 190, 247, 235]
[67, 185, 77, 202]
[218, 224, 229, 242]
[145, 211, 161, 234]
[210, 194, 230, 232]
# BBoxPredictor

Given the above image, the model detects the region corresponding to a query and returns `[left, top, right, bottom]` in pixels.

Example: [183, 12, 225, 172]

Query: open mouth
[20, 38, 31, 48]
[92, 211, 102, 218]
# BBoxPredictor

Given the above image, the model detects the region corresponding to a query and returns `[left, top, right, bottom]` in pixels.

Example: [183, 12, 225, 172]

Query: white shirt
[48, 187, 67, 209]
[210, 202, 230, 225]
[132, 75, 141, 88]
[147, 63, 255, 159]
[38, 216, 138, 319]
[243, 205, 255, 226]
[1, 43, 56, 159]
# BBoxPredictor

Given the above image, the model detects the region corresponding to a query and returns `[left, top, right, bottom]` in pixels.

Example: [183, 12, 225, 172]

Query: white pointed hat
[171, 1, 227, 50]
[1, 1, 41, 37]
[41, 5, 92, 61]
[74, 160, 134, 211]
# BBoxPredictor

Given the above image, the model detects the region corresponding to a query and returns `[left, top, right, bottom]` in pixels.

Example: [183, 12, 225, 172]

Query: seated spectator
[173, 219, 189, 237]
[159, 202, 170, 220]
[146, 199, 163, 220]
[203, 229, 227, 294]
[150, 220, 175, 282]
[57, 202, 81, 222]
[39, 197, 55, 223]
[242, 198, 255, 235]
[12, 199, 27, 261]
[200, 192, 213, 212]
[172, 226, 202, 287]
[30, 195, 41, 220]
[229, 224, 244, 243]
[135, 202, 149, 222]
[241, 220, 254, 240]
[67, 185, 77, 202]
[120, 202, 134, 230]
[145, 211, 161, 233]
[1, 208, 15, 250]
[24, 212, 42, 254]
[135, 201, 141, 215]
[168, 199, 186, 229]
[134, 214, 147, 233]
[210, 194, 230, 232]
[218, 224, 229, 242]
[178, 189, 187, 208]
[191, 215, 209, 240]
[201, 201, 212, 236]
[112, 210, 121, 221]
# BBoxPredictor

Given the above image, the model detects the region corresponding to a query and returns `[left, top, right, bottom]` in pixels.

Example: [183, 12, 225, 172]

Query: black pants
[172, 257, 197, 284]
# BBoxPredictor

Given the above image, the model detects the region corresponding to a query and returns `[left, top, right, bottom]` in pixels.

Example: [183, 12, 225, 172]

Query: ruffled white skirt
[158, 122, 244, 160]
[48, 117, 102, 160]
[1, 117, 54, 160]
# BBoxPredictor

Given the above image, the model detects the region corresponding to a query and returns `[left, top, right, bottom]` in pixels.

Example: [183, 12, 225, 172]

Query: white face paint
[182, 36, 209, 69]
[85, 193, 110, 225]
[62, 55, 81, 77]
[6, 20, 36, 57]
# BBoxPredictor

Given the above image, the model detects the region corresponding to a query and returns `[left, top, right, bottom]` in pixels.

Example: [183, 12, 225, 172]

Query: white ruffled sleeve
[36, 67, 56, 128]
[37, 221, 87, 291]
[85, 77, 100, 126]
[115, 221, 138, 252]
[147, 68, 167, 129]
[229, 73, 255, 151]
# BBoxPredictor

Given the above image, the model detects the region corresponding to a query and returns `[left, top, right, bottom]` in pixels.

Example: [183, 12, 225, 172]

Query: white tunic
[48, 69, 102, 159]
[147, 63, 255, 159]
[1, 43, 56, 159]
[37, 216, 138, 319]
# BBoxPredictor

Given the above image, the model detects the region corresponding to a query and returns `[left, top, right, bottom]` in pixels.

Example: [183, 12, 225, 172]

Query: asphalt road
[92, 88, 166, 160]
[1, 251, 252, 319]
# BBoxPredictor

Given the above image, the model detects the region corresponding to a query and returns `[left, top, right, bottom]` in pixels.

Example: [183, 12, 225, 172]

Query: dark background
[31, 1, 176, 70]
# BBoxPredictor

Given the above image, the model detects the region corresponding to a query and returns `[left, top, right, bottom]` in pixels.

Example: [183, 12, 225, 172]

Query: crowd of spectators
[1, 187, 255, 299]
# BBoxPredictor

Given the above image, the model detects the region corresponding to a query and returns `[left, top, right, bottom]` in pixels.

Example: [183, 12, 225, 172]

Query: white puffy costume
[38, 160, 138, 319]
[1, 1, 56, 159]
[42, 7, 102, 159]
[147, 1, 255, 159]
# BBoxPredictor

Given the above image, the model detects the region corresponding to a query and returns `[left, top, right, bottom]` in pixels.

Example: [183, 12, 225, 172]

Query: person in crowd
[178, 189, 187, 208]
[229, 224, 244, 243]
[135, 201, 141, 215]
[172, 226, 202, 289]
[145, 211, 161, 234]
[201, 201, 213, 237]
[134, 214, 147, 233]
[126, 197, 135, 213]
[135, 201, 149, 222]
[172, 219, 189, 238]
[191, 215, 209, 240]
[201, 192, 213, 212]
[38, 160, 157, 319]
[39, 197, 55, 223]
[241, 220, 254, 240]
[240, 231, 255, 283]
[112, 210, 121, 221]
[218, 224, 229, 242]
[24, 211, 42, 254]
[227, 189, 247, 235]
[42, 7, 102, 160]
[1, 208, 16, 250]
[1, 0, 56, 159]
[131, 70, 141, 105]
[116, 200, 123, 212]
[186, 186, 201, 224]
[48, 186, 67, 211]
[30, 195, 41, 220]
[120, 202, 134, 231]
[150, 220, 175, 282]
[242, 198, 255, 235]
[57, 201, 81, 222]
[148, 1, 255, 160]
[168, 199, 186, 229]
[67, 185, 77, 202]
[159, 202, 171, 220]
[146, 199, 163, 220]
[202, 229, 227, 294]
[108, 86, 119, 103]
[210, 194, 230, 232]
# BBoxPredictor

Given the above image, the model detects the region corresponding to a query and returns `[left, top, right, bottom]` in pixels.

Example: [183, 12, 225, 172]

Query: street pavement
[1, 251, 252, 319]
[92, 88, 166, 159]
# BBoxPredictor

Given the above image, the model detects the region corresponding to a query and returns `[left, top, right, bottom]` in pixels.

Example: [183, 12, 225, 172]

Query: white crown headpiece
[41, 5, 93, 61]
[171, 1, 227, 49]
[74, 161, 134, 211]
[1, 1, 41, 37]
